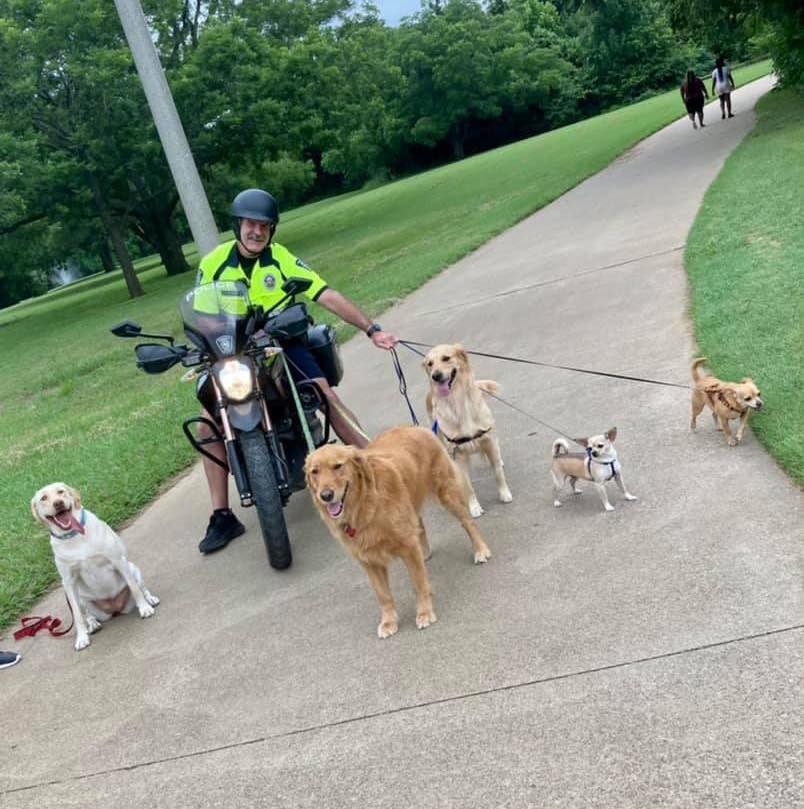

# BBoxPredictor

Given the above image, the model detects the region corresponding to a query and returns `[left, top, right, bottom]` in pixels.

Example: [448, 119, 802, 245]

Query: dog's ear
[58, 483, 81, 508]
[30, 494, 42, 523]
[574, 437, 589, 447]
[741, 377, 753, 385]
[607, 427, 617, 443]
[303, 451, 319, 490]
[66, 484, 82, 509]
[350, 452, 376, 500]
[454, 344, 468, 363]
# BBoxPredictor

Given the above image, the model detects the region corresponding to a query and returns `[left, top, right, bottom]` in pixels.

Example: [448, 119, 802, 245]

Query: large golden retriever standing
[424, 343, 512, 517]
[305, 426, 492, 638]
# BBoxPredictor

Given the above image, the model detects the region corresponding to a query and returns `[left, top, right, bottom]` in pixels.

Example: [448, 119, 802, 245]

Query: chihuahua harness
[706, 389, 743, 416]
[586, 448, 617, 481]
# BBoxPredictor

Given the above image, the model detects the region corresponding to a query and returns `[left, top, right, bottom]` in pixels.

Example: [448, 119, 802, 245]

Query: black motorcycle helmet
[230, 188, 280, 244]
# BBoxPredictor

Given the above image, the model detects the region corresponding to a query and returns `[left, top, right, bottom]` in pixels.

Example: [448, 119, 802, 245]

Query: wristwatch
[365, 323, 382, 338]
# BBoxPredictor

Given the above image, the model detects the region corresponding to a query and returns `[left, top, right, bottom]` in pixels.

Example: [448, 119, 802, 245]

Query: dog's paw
[145, 592, 160, 607]
[603, 503, 615, 512]
[624, 493, 638, 502]
[138, 603, 156, 619]
[498, 487, 513, 503]
[377, 619, 399, 639]
[727, 437, 737, 447]
[553, 499, 562, 508]
[74, 634, 91, 651]
[469, 500, 484, 518]
[416, 610, 437, 630]
[86, 616, 103, 634]
[473, 546, 492, 564]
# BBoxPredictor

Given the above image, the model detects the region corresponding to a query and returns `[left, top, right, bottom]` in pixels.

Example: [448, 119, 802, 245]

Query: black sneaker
[0, 651, 21, 670]
[198, 511, 245, 554]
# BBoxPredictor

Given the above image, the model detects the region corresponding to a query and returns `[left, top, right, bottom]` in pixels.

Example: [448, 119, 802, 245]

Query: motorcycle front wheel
[239, 428, 292, 570]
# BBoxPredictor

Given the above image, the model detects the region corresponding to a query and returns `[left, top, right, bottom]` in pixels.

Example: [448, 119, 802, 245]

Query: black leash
[397, 340, 577, 442]
[390, 346, 420, 426]
[399, 340, 691, 390]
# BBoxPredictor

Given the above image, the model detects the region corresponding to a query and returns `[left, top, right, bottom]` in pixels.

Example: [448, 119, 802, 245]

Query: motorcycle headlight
[215, 359, 254, 402]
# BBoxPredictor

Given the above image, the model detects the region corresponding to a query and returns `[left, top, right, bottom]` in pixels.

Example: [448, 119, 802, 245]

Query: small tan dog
[690, 357, 763, 446]
[424, 343, 512, 518]
[551, 428, 637, 512]
[31, 483, 159, 651]
[305, 426, 492, 639]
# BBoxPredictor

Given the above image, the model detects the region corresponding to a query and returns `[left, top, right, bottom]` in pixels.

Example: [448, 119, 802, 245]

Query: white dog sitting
[30, 482, 159, 651]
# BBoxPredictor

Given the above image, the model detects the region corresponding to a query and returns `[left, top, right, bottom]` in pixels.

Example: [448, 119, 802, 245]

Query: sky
[373, 0, 424, 26]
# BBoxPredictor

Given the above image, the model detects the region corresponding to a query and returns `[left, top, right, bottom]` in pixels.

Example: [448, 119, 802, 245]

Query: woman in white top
[712, 56, 736, 119]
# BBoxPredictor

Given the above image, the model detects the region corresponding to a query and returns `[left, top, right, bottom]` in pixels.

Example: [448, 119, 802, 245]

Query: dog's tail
[691, 357, 708, 383]
[552, 437, 570, 457]
[476, 379, 499, 395]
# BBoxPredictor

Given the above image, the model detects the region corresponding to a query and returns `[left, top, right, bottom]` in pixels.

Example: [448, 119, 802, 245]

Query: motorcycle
[111, 277, 342, 569]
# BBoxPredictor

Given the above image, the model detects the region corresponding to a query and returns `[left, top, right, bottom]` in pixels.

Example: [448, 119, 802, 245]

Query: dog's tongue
[52, 511, 84, 534]
[436, 381, 451, 398]
[326, 501, 343, 518]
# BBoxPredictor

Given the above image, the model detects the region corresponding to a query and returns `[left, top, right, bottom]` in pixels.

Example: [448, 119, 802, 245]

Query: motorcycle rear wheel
[239, 429, 292, 570]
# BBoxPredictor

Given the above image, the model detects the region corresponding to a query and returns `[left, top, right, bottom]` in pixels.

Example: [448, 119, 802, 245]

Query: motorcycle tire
[239, 428, 293, 570]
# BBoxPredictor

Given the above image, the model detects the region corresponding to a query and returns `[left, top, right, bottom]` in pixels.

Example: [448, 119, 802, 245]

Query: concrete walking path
[3, 75, 801, 808]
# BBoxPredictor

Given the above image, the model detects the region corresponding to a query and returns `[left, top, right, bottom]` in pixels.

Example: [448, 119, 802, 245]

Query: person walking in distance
[712, 56, 736, 119]
[681, 69, 709, 129]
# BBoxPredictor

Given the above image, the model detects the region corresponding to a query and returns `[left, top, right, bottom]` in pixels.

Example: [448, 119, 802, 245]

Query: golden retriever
[31, 482, 159, 651]
[690, 357, 763, 446]
[424, 343, 512, 517]
[305, 426, 492, 638]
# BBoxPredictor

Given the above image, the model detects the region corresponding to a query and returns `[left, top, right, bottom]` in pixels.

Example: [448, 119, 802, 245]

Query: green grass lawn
[0, 62, 772, 631]
[685, 86, 803, 485]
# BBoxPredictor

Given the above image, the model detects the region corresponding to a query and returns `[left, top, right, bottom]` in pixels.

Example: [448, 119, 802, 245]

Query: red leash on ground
[13, 597, 74, 640]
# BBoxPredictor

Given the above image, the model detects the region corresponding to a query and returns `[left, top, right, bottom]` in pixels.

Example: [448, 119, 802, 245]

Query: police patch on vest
[263, 274, 277, 290]
[295, 257, 310, 270]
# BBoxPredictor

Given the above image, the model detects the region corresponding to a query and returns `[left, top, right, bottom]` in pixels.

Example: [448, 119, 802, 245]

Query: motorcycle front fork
[211, 382, 289, 508]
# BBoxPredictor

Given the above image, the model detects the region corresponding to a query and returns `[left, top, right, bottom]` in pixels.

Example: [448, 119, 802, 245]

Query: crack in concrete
[6, 620, 801, 796]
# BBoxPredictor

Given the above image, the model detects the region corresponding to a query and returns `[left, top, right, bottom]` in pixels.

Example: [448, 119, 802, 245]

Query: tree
[399, 0, 577, 159]
[319, 19, 408, 185]
[667, 0, 803, 86]
[0, 0, 193, 297]
[577, 0, 690, 110]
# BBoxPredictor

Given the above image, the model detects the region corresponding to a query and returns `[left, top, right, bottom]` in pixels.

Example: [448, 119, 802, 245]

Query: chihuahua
[551, 428, 637, 512]
[690, 357, 763, 446]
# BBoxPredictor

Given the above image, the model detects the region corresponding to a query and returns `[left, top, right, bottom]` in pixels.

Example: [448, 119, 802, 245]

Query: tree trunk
[99, 239, 116, 273]
[139, 209, 192, 276]
[86, 171, 144, 298]
[450, 121, 466, 160]
[129, 180, 192, 277]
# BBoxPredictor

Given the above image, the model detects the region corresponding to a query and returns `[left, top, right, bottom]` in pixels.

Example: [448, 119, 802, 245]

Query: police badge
[215, 335, 234, 354]
[263, 274, 277, 290]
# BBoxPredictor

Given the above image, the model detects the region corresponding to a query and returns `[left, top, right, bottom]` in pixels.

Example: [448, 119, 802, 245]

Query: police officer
[195, 188, 398, 554]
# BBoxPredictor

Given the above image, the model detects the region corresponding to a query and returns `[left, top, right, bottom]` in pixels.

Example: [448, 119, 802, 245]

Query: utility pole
[113, 0, 220, 258]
